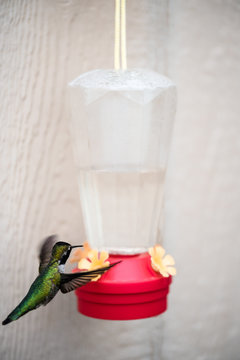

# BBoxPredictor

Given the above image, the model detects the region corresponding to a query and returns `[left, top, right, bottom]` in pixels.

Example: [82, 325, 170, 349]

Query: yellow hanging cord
[114, 0, 121, 70]
[114, 0, 127, 70]
[121, 0, 127, 70]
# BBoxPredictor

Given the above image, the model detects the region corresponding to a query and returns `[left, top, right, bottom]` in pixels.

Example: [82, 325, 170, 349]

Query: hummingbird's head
[52, 241, 82, 265]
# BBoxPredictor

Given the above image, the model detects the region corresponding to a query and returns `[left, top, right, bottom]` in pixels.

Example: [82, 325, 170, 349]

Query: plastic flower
[78, 249, 110, 281]
[70, 241, 92, 264]
[148, 245, 176, 277]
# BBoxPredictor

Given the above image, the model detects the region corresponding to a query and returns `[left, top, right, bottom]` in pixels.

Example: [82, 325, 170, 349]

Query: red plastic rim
[74, 252, 172, 320]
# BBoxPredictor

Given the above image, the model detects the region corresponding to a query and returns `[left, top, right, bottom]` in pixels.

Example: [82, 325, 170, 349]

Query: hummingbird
[2, 235, 118, 325]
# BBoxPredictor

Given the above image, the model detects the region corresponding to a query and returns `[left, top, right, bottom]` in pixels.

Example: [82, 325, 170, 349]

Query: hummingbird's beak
[71, 245, 83, 249]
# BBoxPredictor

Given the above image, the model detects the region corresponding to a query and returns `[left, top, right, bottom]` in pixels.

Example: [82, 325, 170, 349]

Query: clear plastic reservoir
[68, 69, 176, 254]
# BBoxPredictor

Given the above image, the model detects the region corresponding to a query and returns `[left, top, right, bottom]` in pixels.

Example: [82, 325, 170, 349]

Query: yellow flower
[78, 249, 110, 281]
[148, 245, 176, 277]
[70, 241, 92, 264]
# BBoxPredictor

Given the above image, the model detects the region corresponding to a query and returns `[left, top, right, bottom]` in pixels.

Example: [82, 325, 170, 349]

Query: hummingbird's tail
[2, 288, 40, 326]
[2, 301, 34, 325]
[2, 316, 13, 325]
[2, 303, 25, 325]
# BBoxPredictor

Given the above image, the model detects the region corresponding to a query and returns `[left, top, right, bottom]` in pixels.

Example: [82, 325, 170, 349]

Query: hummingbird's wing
[39, 235, 58, 273]
[60, 262, 121, 293]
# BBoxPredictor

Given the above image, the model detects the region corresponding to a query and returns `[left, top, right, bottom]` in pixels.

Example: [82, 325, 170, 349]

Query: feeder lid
[69, 69, 176, 105]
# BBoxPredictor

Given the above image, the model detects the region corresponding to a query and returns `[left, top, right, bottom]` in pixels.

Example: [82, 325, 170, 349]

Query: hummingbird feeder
[68, 0, 176, 320]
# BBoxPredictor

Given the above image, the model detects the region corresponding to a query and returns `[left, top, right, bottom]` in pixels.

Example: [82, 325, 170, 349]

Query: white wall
[1, 1, 240, 359]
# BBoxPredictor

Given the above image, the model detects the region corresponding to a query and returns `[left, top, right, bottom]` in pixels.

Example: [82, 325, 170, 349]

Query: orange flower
[149, 245, 176, 277]
[70, 241, 92, 264]
[78, 249, 110, 281]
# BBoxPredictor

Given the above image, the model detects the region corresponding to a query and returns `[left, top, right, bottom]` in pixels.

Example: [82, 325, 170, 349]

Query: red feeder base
[74, 252, 172, 321]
